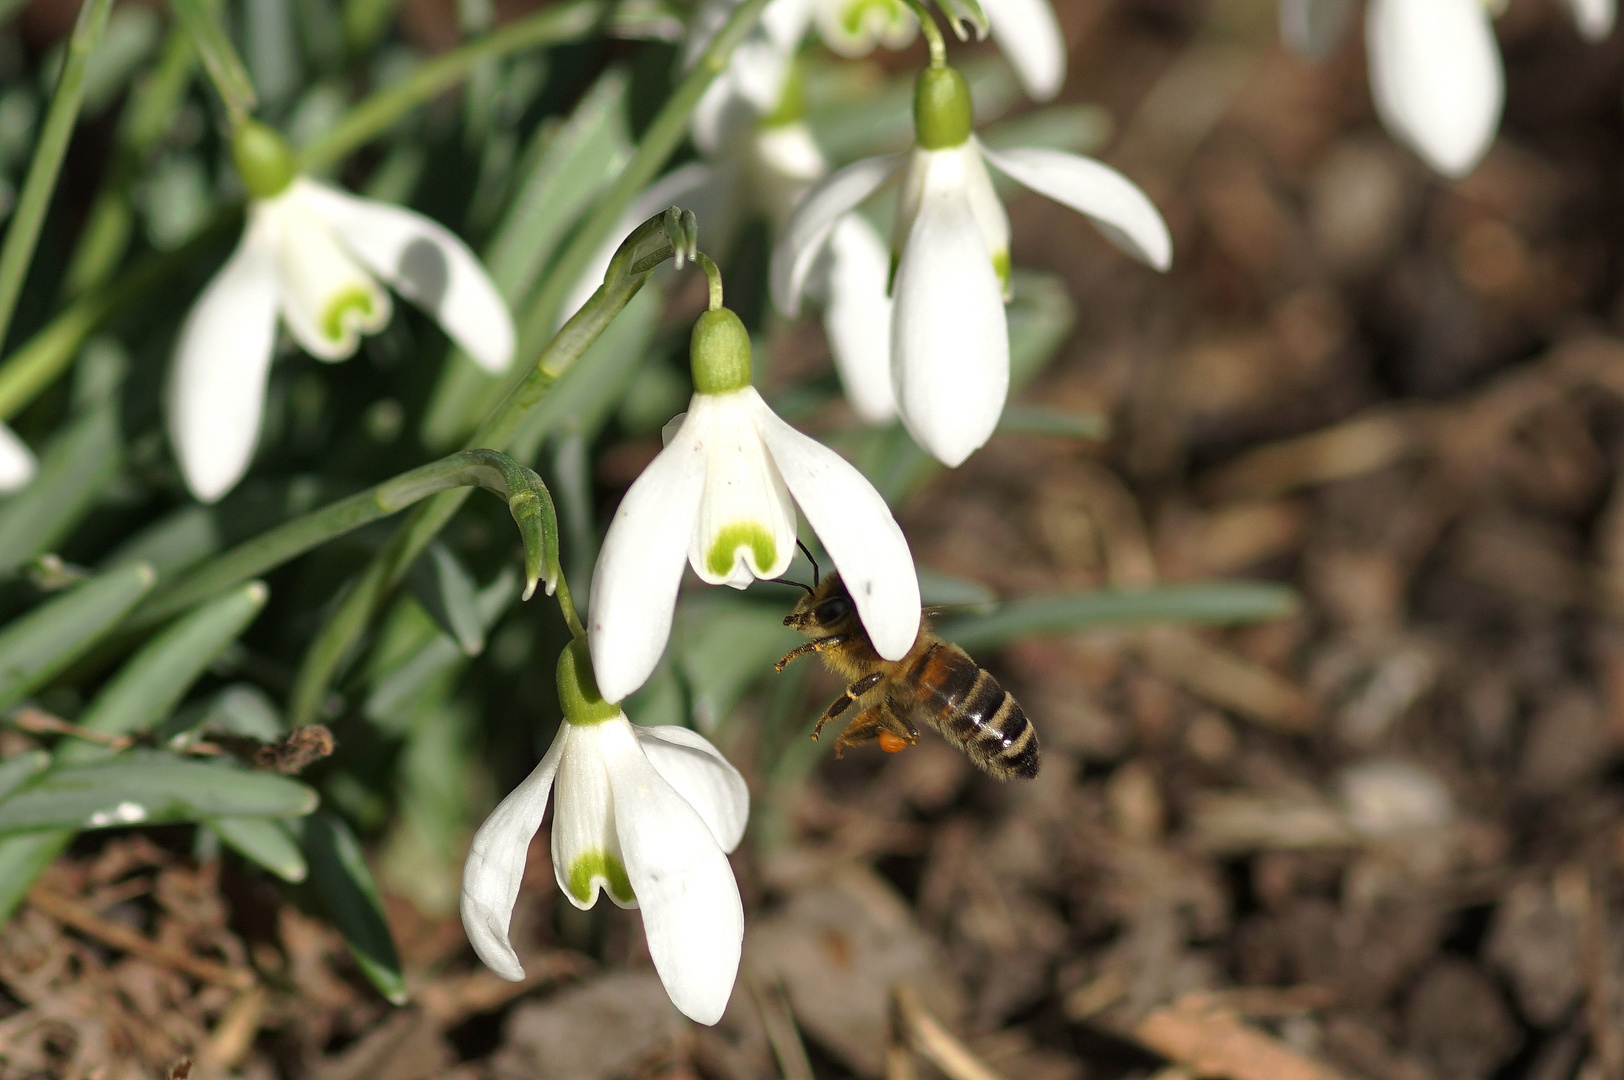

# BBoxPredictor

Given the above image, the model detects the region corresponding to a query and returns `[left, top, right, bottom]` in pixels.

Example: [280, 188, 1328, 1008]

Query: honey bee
[776, 571, 1040, 780]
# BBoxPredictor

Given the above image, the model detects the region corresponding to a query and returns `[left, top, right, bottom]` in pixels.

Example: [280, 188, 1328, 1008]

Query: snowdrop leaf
[0, 753, 318, 834]
[66, 582, 268, 761]
[211, 816, 307, 881]
[980, 103, 1112, 157]
[366, 570, 519, 726]
[0, 751, 48, 802]
[997, 404, 1109, 440]
[0, 562, 155, 712]
[0, 401, 120, 574]
[937, 582, 1302, 651]
[406, 542, 486, 656]
[297, 811, 407, 1004]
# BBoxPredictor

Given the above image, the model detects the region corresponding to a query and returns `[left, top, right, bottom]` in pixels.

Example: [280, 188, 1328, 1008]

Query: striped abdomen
[909, 642, 1039, 780]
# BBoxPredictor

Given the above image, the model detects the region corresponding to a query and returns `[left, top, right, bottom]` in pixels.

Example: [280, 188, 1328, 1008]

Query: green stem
[167, 0, 258, 123]
[695, 251, 724, 311]
[901, 0, 946, 66]
[0, 0, 113, 353]
[129, 449, 562, 629]
[284, 0, 772, 724]
[298, 0, 610, 173]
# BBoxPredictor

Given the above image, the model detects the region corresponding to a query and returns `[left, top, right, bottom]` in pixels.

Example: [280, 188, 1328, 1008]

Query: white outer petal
[633, 724, 750, 851]
[294, 179, 515, 373]
[889, 152, 1009, 468]
[589, 412, 708, 703]
[167, 210, 282, 504]
[814, 214, 896, 423]
[981, 142, 1171, 271]
[1565, 0, 1615, 40]
[984, 0, 1066, 100]
[559, 163, 714, 327]
[460, 730, 567, 981]
[0, 423, 35, 493]
[1366, 0, 1504, 179]
[688, 390, 798, 588]
[752, 398, 921, 660]
[551, 721, 634, 910]
[771, 152, 905, 316]
[603, 723, 744, 1026]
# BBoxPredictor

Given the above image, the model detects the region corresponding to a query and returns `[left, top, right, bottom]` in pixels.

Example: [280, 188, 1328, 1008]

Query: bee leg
[832, 700, 916, 758]
[776, 635, 850, 672]
[809, 671, 884, 740]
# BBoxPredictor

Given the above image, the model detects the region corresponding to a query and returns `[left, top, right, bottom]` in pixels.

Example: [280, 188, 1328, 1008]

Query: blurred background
[3, 0, 1624, 1077]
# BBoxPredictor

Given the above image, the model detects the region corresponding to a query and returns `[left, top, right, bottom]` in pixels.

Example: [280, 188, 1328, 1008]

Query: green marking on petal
[567, 850, 634, 905]
[992, 249, 1011, 298]
[322, 285, 377, 343]
[707, 522, 777, 579]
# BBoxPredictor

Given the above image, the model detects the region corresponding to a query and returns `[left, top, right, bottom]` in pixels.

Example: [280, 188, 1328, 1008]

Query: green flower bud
[557, 639, 621, 722]
[231, 120, 296, 201]
[690, 307, 753, 394]
[913, 65, 973, 151]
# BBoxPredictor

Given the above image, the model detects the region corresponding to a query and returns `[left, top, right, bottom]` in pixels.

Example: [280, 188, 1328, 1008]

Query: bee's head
[784, 574, 857, 636]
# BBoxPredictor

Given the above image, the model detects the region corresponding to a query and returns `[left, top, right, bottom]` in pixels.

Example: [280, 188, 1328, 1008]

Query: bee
[776, 571, 1040, 780]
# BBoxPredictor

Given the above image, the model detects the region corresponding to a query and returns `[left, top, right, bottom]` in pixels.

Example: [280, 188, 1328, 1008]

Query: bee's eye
[814, 597, 851, 624]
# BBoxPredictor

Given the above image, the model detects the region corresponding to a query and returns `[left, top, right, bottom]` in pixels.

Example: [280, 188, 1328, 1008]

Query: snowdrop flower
[589, 302, 920, 703]
[1283, 0, 1612, 178]
[812, 0, 1067, 101]
[772, 64, 1169, 466]
[0, 424, 35, 493]
[168, 121, 514, 502]
[462, 641, 748, 1025]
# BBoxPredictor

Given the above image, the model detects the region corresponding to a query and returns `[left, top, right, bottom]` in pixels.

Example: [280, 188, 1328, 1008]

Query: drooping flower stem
[695, 252, 725, 311]
[283, 0, 771, 725]
[901, 0, 947, 67]
[0, 0, 113, 354]
[128, 449, 562, 630]
[168, 0, 259, 123]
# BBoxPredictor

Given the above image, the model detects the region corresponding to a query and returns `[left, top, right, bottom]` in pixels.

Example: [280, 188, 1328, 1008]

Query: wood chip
[1133, 993, 1353, 1080]
[27, 885, 254, 990]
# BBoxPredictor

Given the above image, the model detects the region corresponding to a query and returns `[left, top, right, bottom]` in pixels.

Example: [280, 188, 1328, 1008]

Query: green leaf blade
[0, 562, 156, 711]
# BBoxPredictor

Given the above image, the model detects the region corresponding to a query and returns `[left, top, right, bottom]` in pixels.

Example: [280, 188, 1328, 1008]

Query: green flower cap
[232, 120, 296, 200]
[690, 307, 752, 394]
[557, 639, 621, 722]
[914, 65, 973, 151]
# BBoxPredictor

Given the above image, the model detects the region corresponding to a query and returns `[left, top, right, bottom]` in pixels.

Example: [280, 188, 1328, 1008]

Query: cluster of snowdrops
[0, 0, 1612, 1027]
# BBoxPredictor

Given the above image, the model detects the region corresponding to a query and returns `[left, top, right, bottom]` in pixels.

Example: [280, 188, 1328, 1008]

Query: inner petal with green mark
[323, 285, 379, 343]
[706, 521, 777, 579]
[838, 0, 908, 34]
[567, 849, 635, 905]
[992, 249, 1011, 298]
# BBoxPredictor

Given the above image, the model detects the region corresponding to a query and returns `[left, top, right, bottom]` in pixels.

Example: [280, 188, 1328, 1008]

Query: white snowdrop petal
[814, 214, 896, 423]
[167, 211, 282, 504]
[272, 196, 392, 362]
[688, 391, 798, 588]
[983, 0, 1066, 100]
[551, 723, 636, 910]
[0, 423, 36, 494]
[771, 152, 906, 316]
[296, 180, 515, 373]
[633, 724, 750, 852]
[753, 399, 921, 661]
[589, 414, 708, 703]
[889, 154, 1010, 468]
[959, 143, 1012, 277]
[460, 731, 567, 981]
[559, 163, 715, 327]
[750, 123, 829, 230]
[605, 733, 744, 1026]
[1565, 0, 1614, 40]
[1365, 0, 1504, 179]
[980, 143, 1171, 271]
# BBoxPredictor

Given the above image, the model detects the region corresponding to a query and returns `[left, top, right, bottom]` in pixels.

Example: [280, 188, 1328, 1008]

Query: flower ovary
[690, 308, 753, 394]
[914, 66, 973, 150]
[231, 120, 297, 200]
[558, 639, 623, 719]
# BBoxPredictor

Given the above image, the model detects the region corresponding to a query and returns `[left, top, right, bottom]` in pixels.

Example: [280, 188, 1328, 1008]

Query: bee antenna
[771, 577, 816, 595]
[797, 539, 820, 587]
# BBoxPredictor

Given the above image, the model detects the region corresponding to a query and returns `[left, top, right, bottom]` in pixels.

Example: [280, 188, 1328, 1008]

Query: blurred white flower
[0, 424, 36, 494]
[589, 307, 919, 703]
[462, 643, 749, 1025]
[771, 67, 1168, 466]
[168, 123, 514, 503]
